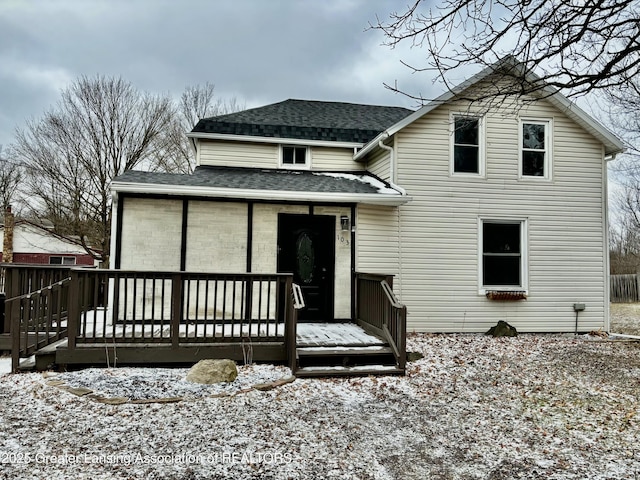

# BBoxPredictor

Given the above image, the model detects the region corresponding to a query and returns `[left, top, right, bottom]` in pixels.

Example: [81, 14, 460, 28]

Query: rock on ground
[186, 359, 238, 384]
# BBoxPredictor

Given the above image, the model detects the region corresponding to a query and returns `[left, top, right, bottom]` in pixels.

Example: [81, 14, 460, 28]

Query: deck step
[17, 356, 36, 372]
[295, 344, 397, 370]
[35, 339, 68, 371]
[294, 365, 404, 378]
[297, 345, 393, 356]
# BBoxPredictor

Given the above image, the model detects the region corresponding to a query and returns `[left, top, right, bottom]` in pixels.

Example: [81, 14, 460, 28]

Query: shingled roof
[191, 99, 414, 144]
[114, 166, 402, 196]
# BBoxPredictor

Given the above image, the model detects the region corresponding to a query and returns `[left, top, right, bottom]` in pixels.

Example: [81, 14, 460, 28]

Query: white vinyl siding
[393, 93, 607, 333]
[311, 147, 360, 171]
[199, 140, 277, 168]
[365, 144, 392, 182]
[355, 204, 400, 278]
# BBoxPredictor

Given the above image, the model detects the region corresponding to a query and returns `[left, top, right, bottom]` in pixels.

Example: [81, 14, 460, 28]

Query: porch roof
[112, 166, 411, 206]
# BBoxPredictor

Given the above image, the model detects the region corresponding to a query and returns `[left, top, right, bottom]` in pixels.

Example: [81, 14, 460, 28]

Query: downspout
[377, 137, 404, 299]
[377, 137, 406, 195]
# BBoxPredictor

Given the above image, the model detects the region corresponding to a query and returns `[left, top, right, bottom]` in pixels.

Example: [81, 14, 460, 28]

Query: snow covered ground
[1, 332, 640, 479]
[0, 357, 10, 376]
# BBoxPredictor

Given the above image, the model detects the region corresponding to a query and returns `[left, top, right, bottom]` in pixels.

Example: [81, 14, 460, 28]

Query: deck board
[296, 323, 386, 347]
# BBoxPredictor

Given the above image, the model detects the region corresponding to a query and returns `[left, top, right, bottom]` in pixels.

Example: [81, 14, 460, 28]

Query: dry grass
[610, 303, 640, 336]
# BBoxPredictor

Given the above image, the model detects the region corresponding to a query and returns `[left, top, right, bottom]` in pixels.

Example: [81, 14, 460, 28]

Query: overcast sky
[0, 0, 456, 149]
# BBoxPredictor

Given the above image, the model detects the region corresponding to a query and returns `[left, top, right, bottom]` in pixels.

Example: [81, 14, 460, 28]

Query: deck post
[284, 276, 297, 372]
[171, 273, 183, 348]
[3, 267, 15, 333]
[67, 270, 80, 350]
[10, 297, 20, 372]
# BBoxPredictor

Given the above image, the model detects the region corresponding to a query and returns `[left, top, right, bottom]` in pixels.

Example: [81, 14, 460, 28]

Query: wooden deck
[4, 266, 407, 377]
[297, 322, 387, 347]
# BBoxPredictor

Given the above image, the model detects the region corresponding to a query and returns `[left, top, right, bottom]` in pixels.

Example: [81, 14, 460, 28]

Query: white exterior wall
[185, 201, 248, 272]
[393, 97, 608, 333]
[199, 140, 278, 168]
[365, 141, 392, 181]
[3, 224, 89, 255]
[311, 147, 359, 170]
[119, 198, 182, 270]
[355, 205, 400, 278]
[198, 140, 359, 171]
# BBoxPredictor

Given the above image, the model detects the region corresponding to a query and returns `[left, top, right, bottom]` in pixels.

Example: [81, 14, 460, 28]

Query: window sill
[484, 290, 528, 301]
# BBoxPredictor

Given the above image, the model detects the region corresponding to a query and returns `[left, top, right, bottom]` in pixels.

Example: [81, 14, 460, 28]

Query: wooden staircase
[292, 322, 404, 377]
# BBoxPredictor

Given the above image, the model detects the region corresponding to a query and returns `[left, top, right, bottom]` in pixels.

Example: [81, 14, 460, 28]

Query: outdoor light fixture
[340, 215, 350, 231]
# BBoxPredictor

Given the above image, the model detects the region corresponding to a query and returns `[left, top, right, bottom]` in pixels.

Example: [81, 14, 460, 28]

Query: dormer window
[281, 146, 309, 169]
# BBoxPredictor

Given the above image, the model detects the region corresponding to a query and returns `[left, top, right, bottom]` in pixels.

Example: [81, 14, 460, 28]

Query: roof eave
[188, 132, 364, 149]
[354, 56, 625, 160]
[111, 181, 412, 207]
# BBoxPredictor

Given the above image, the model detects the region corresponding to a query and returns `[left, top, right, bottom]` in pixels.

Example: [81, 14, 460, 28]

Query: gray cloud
[0, 0, 441, 148]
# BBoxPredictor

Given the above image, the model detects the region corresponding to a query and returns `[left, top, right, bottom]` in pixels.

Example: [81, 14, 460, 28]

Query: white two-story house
[111, 58, 624, 334]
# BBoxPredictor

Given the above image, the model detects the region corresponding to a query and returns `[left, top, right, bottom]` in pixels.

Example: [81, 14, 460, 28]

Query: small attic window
[281, 146, 308, 168]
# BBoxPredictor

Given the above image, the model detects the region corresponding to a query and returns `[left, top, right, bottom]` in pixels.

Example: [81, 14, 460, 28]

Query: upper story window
[280, 146, 309, 169]
[451, 114, 484, 176]
[520, 119, 552, 179]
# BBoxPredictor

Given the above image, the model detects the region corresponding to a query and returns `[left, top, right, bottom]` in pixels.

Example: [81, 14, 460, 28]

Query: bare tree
[13, 76, 174, 266]
[372, 0, 640, 102]
[154, 82, 244, 174]
[0, 145, 22, 213]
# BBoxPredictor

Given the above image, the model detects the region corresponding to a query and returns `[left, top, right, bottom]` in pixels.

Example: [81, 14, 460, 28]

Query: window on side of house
[49, 256, 76, 265]
[452, 115, 482, 175]
[521, 119, 551, 178]
[480, 220, 527, 291]
[281, 146, 308, 168]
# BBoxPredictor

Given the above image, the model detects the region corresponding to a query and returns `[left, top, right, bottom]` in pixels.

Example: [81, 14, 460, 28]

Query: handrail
[292, 283, 305, 310]
[380, 280, 404, 309]
[355, 272, 407, 373]
[5, 277, 72, 302]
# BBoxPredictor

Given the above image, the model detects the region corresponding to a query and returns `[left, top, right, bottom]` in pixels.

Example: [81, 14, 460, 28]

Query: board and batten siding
[199, 140, 278, 168]
[393, 97, 608, 333]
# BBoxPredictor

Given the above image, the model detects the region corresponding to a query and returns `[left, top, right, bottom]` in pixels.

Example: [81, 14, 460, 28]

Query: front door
[277, 214, 335, 321]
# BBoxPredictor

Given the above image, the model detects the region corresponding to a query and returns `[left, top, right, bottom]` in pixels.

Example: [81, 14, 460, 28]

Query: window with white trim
[451, 115, 483, 175]
[520, 119, 551, 178]
[280, 145, 308, 168]
[480, 219, 527, 291]
[49, 256, 76, 265]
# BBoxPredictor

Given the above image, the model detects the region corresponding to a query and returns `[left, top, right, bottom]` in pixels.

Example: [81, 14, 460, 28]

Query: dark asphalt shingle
[114, 166, 399, 195]
[191, 99, 414, 143]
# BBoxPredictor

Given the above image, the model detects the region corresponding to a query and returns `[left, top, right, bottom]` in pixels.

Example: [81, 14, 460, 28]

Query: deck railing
[5, 266, 298, 371]
[356, 272, 407, 371]
[67, 270, 294, 346]
[2, 264, 80, 333]
[8, 275, 71, 372]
